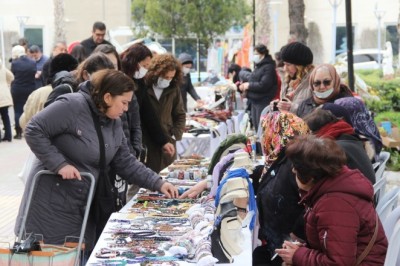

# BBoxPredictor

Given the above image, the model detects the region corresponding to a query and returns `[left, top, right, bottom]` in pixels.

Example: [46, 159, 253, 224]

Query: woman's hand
[58, 165, 81, 180]
[179, 180, 208, 199]
[196, 99, 205, 108]
[275, 240, 302, 265]
[239, 82, 249, 92]
[162, 143, 175, 157]
[277, 98, 292, 111]
[160, 182, 179, 198]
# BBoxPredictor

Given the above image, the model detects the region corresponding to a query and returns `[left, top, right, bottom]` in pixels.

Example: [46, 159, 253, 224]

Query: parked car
[336, 49, 384, 70]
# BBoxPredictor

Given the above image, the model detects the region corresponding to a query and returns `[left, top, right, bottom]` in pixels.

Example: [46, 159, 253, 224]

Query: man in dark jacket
[178, 53, 203, 111]
[81, 21, 113, 57]
[238, 44, 278, 130]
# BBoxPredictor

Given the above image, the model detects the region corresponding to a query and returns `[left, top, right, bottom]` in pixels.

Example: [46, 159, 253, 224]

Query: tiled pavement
[0, 136, 399, 247]
[0, 139, 29, 245]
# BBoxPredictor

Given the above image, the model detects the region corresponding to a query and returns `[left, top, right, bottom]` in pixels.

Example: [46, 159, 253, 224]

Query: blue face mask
[314, 88, 334, 99]
[157, 77, 171, 89]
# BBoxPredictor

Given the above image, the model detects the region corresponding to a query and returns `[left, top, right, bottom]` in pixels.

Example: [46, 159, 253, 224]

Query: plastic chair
[376, 186, 400, 222]
[384, 207, 400, 266]
[375, 151, 391, 182]
[373, 173, 387, 206]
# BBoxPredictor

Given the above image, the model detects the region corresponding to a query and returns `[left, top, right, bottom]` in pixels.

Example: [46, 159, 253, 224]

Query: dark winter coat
[11, 56, 36, 104]
[80, 37, 113, 57]
[143, 82, 186, 173]
[256, 154, 305, 257]
[134, 78, 169, 147]
[246, 55, 277, 105]
[293, 167, 387, 265]
[337, 134, 376, 184]
[180, 73, 200, 111]
[15, 84, 165, 250]
[296, 87, 353, 118]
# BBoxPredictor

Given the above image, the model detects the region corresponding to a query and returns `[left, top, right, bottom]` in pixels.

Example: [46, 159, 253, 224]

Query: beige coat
[19, 85, 52, 130]
[0, 64, 14, 108]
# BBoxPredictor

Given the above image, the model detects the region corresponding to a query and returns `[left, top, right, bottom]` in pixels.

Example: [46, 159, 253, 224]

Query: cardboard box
[381, 126, 400, 148]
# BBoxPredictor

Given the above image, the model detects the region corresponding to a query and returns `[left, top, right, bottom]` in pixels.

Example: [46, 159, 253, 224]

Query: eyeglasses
[313, 79, 332, 87]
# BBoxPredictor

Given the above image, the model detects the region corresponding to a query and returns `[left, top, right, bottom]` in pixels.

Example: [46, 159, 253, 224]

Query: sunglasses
[313, 79, 332, 87]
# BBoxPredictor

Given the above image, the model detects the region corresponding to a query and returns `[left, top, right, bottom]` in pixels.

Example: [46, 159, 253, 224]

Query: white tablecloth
[177, 111, 244, 158]
[86, 199, 253, 265]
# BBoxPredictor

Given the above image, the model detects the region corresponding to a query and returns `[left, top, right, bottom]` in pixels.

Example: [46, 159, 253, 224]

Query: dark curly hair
[144, 54, 182, 88]
[120, 43, 153, 78]
[90, 69, 135, 114]
[286, 135, 346, 184]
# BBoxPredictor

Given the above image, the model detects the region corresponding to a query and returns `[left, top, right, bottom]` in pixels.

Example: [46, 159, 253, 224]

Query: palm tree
[54, 0, 66, 43]
[288, 0, 308, 43]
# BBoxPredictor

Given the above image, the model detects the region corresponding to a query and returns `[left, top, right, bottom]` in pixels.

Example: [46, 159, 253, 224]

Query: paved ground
[0, 135, 399, 247]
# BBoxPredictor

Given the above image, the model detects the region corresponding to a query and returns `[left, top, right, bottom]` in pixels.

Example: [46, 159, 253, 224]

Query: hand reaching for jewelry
[179, 180, 207, 199]
[160, 182, 179, 198]
[58, 164, 81, 180]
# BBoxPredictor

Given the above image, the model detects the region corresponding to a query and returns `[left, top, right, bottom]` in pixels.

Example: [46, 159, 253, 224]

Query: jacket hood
[52, 71, 77, 88]
[300, 166, 374, 206]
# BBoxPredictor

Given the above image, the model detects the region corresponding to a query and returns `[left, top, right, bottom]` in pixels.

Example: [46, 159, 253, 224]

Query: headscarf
[309, 64, 342, 105]
[261, 111, 310, 168]
[334, 97, 382, 154]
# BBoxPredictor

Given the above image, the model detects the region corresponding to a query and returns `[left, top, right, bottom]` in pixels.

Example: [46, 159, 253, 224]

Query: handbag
[87, 102, 123, 230]
[354, 212, 379, 266]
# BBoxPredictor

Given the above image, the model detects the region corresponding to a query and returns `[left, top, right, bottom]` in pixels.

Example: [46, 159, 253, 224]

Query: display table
[86, 196, 253, 265]
[176, 111, 245, 158]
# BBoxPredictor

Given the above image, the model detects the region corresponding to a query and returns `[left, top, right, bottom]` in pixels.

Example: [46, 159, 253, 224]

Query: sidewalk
[0, 139, 30, 244]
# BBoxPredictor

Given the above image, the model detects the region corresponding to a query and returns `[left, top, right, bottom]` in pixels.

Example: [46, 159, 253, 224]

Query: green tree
[132, 0, 250, 46]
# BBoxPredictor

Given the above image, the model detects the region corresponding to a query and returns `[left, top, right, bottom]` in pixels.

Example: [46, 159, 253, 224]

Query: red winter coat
[293, 167, 387, 265]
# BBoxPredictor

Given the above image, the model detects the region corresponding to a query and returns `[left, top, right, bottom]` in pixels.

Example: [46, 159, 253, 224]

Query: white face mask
[182, 67, 191, 75]
[314, 88, 334, 99]
[252, 54, 261, 64]
[157, 77, 171, 89]
[133, 65, 148, 79]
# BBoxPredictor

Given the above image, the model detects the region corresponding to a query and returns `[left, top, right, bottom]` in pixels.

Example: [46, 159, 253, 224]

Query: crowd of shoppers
[2, 20, 387, 265]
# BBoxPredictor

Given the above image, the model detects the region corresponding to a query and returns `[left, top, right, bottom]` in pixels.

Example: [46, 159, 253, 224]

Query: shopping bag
[0, 244, 77, 266]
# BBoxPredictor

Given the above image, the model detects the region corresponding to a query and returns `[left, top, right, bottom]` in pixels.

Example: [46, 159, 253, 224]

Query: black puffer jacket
[44, 71, 77, 107]
[246, 55, 277, 105]
[256, 154, 305, 257]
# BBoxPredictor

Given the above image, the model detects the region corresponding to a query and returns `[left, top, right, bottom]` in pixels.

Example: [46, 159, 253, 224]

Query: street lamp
[328, 0, 343, 63]
[374, 4, 385, 68]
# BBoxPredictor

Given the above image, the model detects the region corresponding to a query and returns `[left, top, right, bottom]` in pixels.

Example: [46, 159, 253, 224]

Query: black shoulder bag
[87, 103, 122, 235]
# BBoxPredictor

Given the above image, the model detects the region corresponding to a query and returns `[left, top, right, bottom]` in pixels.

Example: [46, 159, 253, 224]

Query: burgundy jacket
[293, 167, 387, 265]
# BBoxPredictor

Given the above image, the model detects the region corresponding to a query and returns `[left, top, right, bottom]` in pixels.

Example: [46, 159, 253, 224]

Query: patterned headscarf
[309, 64, 341, 105]
[334, 97, 382, 154]
[261, 111, 310, 168]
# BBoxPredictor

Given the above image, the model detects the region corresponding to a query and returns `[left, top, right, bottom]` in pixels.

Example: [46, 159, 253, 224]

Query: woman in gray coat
[15, 69, 178, 250]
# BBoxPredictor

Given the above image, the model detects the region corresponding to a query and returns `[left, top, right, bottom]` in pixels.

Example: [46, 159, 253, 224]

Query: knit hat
[280, 42, 313, 66]
[11, 45, 26, 59]
[49, 53, 78, 79]
[321, 103, 353, 126]
[178, 53, 193, 65]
